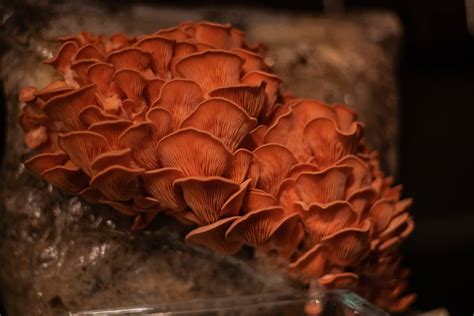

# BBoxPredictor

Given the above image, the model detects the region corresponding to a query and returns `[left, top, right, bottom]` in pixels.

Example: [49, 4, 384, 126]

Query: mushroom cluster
[19, 22, 414, 312]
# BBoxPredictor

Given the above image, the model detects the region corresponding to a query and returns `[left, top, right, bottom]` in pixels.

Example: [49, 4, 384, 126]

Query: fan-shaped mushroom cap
[145, 107, 174, 138]
[368, 199, 396, 235]
[224, 149, 253, 184]
[294, 166, 352, 205]
[43, 84, 98, 129]
[241, 125, 267, 150]
[395, 198, 413, 215]
[266, 212, 304, 257]
[143, 78, 165, 105]
[289, 244, 327, 279]
[156, 27, 191, 41]
[41, 164, 89, 193]
[174, 176, 242, 224]
[91, 148, 135, 172]
[336, 155, 372, 196]
[25, 152, 69, 174]
[304, 118, 362, 170]
[296, 201, 358, 243]
[333, 104, 358, 132]
[142, 167, 186, 211]
[276, 178, 300, 215]
[173, 41, 198, 58]
[106, 47, 151, 72]
[134, 35, 175, 78]
[88, 119, 132, 149]
[209, 82, 266, 118]
[232, 48, 268, 74]
[44, 41, 78, 74]
[347, 187, 377, 221]
[58, 131, 110, 175]
[157, 128, 232, 177]
[74, 44, 104, 61]
[112, 68, 148, 103]
[87, 62, 115, 94]
[241, 188, 278, 214]
[174, 50, 244, 94]
[118, 122, 159, 169]
[186, 217, 243, 254]
[34, 81, 75, 101]
[192, 22, 234, 49]
[265, 100, 336, 162]
[248, 144, 297, 196]
[225, 206, 285, 246]
[152, 79, 203, 128]
[79, 105, 119, 127]
[318, 272, 359, 290]
[321, 221, 372, 266]
[70, 59, 95, 84]
[181, 98, 257, 151]
[241, 71, 281, 117]
[89, 165, 144, 201]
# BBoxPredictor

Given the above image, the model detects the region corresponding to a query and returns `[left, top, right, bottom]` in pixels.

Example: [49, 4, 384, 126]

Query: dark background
[1, 0, 473, 315]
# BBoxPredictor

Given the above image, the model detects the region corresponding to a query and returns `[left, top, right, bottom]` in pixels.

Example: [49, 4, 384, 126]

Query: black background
[1, 0, 474, 314]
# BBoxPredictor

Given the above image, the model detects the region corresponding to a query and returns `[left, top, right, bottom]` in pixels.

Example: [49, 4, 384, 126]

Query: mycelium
[19, 21, 415, 313]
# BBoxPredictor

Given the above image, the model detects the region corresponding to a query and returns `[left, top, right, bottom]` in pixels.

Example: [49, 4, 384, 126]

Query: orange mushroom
[18, 22, 414, 313]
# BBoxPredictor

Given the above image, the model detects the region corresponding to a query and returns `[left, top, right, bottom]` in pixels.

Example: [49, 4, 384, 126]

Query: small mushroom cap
[90, 165, 145, 201]
[43, 84, 98, 129]
[180, 97, 257, 151]
[142, 167, 186, 211]
[294, 165, 352, 205]
[87, 62, 115, 94]
[44, 41, 79, 74]
[106, 47, 151, 72]
[152, 79, 204, 128]
[321, 220, 372, 266]
[318, 272, 359, 290]
[232, 48, 269, 74]
[225, 206, 285, 246]
[156, 128, 232, 177]
[41, 164, 89, 194]
[174, 50, 244, 94]
[88, 119, 133, 149]
[74, 44, 104, 61]
[186, 217, 243, 254]
[174, 176, 241, 224]
[25, 152, 69, 174]
[296, 201, 358, 243]
[208, 82, 266, 118]
[304, 118, 362, 170]
[134, 35, 175, 78]
[248, 143, 297, 196]
[347, 187, 377, 221]
[58, 131, 110, 175]
[91, 148, 135, 172]
[241, 188, 278, 214]
[112, 68, 149, 103]
[193, 22, 233, 49]
[224, 148, 253, 184]
[289, 244, 327, 279]
[368, 198, 396, 235]
[241, 71, 281, 117]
